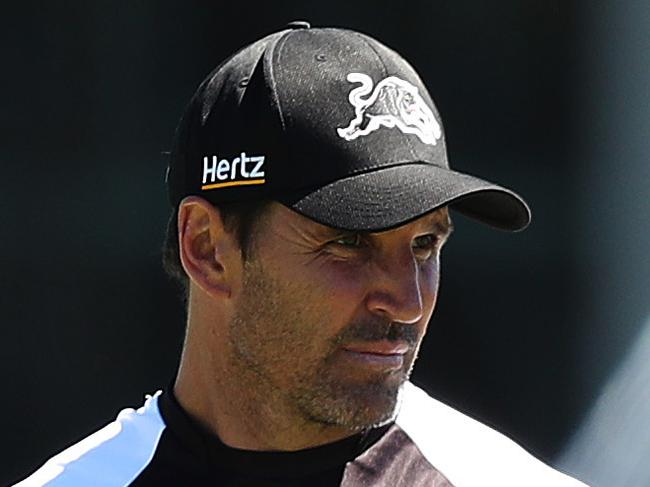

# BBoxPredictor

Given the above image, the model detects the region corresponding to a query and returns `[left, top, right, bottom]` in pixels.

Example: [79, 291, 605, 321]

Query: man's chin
[295, 372, 407, 430]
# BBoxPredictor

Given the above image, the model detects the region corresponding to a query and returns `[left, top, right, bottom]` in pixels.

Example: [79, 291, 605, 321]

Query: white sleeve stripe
[395, 382, 589, 487]
[15, 392, 166, 487]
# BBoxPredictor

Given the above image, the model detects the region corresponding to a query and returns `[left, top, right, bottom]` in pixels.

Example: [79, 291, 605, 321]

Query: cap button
[286, 20, 311, 29]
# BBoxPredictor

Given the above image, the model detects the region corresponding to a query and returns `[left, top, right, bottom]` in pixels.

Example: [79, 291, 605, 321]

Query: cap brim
[278, 163, 531, 232]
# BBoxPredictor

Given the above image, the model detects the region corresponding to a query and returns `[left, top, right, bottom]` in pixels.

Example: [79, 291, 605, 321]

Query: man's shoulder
[395, 382, 588, 487]
[14, 392, 166, 487]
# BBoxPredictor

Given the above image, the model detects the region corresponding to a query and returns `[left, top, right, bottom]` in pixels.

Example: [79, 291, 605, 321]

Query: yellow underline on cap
[201, 179, 266, 190]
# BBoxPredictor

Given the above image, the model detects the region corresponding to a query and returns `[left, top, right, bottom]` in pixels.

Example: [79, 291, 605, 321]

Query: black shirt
[134, 387, 390, 486]
[16, 382, 587, 486]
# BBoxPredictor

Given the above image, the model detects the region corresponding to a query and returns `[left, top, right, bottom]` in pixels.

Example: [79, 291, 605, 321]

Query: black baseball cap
[166, 21, 531, 232]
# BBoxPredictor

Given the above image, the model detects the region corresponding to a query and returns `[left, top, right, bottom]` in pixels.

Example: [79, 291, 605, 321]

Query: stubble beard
[227, 258, 420, 432]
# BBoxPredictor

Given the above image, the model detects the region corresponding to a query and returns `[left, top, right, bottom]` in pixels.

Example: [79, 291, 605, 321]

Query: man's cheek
[311, 260, 371, 296]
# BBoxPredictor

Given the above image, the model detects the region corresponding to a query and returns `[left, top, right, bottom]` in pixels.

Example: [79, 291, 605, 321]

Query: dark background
[2, 2, 649, 486]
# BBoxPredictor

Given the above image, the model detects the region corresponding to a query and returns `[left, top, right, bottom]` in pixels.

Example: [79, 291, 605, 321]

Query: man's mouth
[341, 340, 409, 370]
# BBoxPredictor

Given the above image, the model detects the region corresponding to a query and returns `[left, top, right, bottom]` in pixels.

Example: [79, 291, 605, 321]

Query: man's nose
[365, 251, 424, 325]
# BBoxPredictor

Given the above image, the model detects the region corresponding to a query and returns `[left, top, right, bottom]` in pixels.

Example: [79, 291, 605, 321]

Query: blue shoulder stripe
[15, 392, 166, 487]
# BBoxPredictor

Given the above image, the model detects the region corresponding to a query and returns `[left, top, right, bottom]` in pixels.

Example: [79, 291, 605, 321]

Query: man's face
[228, 203, 452, 431]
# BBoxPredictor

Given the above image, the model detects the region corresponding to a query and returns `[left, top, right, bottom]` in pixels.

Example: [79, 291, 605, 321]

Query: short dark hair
[162, 199, 271, 300]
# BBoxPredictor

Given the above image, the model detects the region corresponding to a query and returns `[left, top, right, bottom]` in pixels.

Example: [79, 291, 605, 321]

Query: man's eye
[332, 233, 363, 247]
[413, 234, 440, 253]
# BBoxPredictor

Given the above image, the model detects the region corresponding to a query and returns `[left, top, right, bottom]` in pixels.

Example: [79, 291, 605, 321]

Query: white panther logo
[337, 73, 442, 145]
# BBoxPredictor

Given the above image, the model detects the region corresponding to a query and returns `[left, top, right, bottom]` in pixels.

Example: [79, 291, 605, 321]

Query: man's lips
[342, 340, 410, 355]
[341, 340, 409, 370]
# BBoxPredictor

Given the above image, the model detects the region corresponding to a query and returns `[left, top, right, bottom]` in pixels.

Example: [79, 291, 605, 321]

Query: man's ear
[177, 196, 239, 298]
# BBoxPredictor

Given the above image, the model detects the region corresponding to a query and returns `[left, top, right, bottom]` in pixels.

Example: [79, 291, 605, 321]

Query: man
[16, 22, 588, 486]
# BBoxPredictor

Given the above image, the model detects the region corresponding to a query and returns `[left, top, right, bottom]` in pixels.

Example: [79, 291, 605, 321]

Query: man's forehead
[270, 202, 452, 236]
[371, 208, 453, 236]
